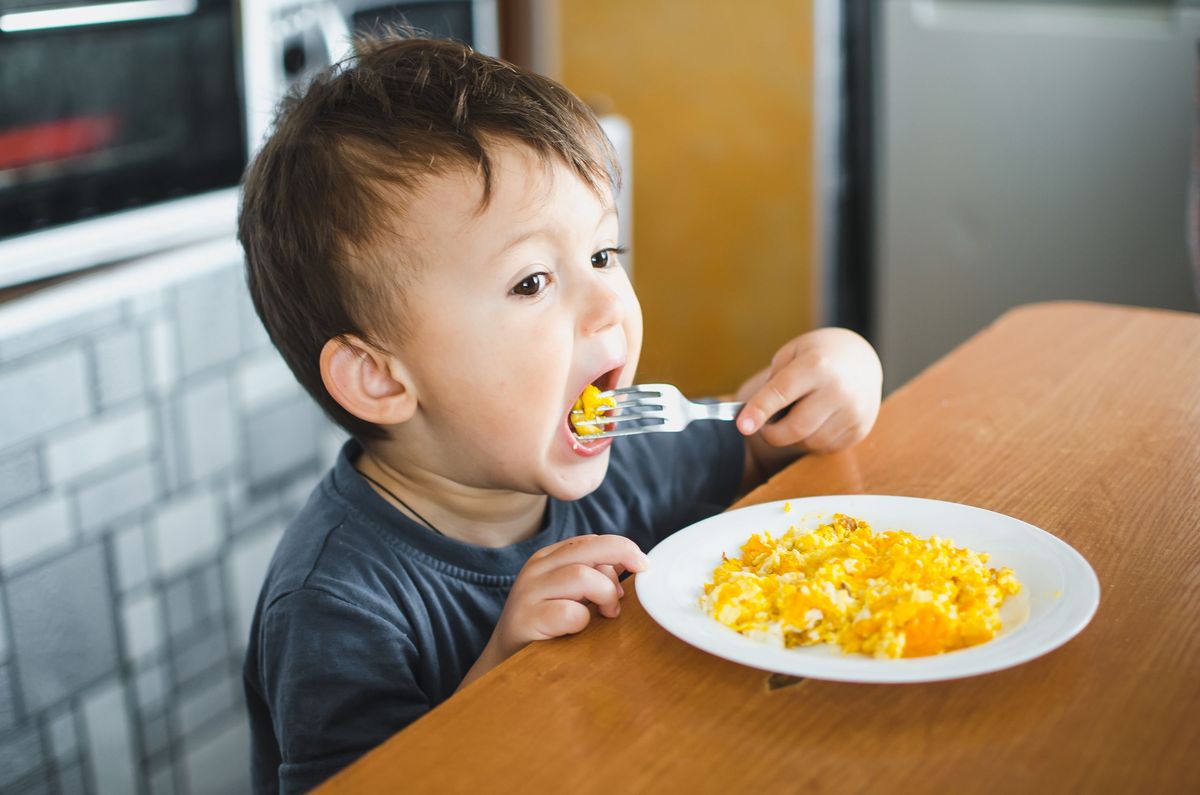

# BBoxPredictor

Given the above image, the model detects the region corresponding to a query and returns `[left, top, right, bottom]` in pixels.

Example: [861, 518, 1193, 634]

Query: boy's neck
[354, 444, 548, 548]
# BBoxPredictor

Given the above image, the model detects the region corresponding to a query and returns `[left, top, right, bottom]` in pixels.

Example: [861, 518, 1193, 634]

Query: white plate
[636, 495, 1100, 683]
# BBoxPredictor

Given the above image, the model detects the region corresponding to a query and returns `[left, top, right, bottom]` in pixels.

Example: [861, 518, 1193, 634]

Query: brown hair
[238, 34, 619, 440]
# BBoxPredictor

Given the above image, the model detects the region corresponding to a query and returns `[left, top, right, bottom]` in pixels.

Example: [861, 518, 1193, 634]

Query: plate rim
[635, 494, 1100, 683]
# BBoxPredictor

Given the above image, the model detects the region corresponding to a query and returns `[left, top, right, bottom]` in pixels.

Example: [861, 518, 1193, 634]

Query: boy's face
[387, 140, 643, 501]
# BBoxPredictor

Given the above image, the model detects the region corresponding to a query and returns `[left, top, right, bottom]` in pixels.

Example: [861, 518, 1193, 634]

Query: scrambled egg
[701, 513, 1021, 658]
[570, 384, 615, 436]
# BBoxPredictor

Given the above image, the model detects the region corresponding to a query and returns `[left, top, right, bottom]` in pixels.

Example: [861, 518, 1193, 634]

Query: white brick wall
[151, 491, 222, 580]
[45, 405, 154, 485]
[0, 245, 325, 795]
[0, 494, 73, 573]
[0, 348, 92, 450]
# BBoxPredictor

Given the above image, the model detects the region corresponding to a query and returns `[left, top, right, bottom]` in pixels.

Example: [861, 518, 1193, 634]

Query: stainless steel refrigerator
[861, 0, 1200, 391]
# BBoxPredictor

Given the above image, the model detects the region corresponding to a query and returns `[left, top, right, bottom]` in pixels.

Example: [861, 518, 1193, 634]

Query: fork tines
[571, 386, 666, 433]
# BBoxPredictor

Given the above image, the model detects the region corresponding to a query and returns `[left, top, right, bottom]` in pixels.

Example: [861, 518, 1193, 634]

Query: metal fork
[572, 384, 745, 439]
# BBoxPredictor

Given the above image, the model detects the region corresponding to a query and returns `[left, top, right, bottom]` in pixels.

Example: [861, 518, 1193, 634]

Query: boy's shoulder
[256, 444, 417, 620]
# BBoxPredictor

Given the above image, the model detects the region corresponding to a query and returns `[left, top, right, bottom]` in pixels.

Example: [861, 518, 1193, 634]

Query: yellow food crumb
[570, 384, 616, 436]
[701, 513, 1021, 658]
[783, 501, 792, 513]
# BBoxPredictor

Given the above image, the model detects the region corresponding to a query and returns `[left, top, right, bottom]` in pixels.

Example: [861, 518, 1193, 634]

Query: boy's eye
[512, 272, 549, 297]
[591, 247, 626, 269]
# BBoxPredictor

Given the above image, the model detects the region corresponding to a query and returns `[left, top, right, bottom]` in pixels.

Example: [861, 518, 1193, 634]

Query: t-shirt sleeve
[256, 587, 429, 794]
[611, 417, 746, 546]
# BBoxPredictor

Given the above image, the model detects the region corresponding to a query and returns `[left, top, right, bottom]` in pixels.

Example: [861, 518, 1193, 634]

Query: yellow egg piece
[569, 384, 616, 436]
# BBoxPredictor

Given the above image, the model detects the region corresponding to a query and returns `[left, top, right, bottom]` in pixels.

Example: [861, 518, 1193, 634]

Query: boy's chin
[544, 453, 611, 501]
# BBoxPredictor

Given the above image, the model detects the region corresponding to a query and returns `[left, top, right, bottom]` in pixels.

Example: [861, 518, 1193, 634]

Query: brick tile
[146, 319, 178, 397]
[178, 376, 236, 484]
[0, 305, 121, 363]
[181, 717, 249, 795]
[176, 674, 236, 739]
[0, 590, 6, 662]
[56, 763, 86, 795]
[0, 495, 73, 574]
[92, 327, 146, 409]
[112, 522, 151, 592]
[0, 665, 15, 732]
[226, 525, 283, 648]
[141, 712, 171, 760]
[234, 352, 295, 411]
[235, 280, 272, 354]
[44, 405, 154, 485]
[9, 544, 118, 712]
[0, 447, 41, 511]
[153, 402, 184, 495]
[163, 577, 197, 641]
[13, 774, 52, 795]
[244, 397, 322, 488]
[151, 491, 221, 580]
[171, 627, 228, 688]
[194, 564, 226, 624]
[81, 680, 136, 795]
[130, 290, 165, 319]
[134, 663, 169, 717]
[175, 270, 240, 379]
[148, 760, 176, 795]
[121, 590, 164, 664]
[46, 706, 78, 763]
[0, 347, 91, 452]
[76, 461, 158, 536]
[0, 725, 44, 791]
[224, 481, 282, 537]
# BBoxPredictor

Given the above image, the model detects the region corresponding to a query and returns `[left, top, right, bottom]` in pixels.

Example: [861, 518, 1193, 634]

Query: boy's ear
[320, 335, 417, 427]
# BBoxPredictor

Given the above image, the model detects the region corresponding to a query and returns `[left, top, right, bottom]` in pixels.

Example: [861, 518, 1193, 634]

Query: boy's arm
[734, 328, 883, 493]
[258, 589, 430, 794]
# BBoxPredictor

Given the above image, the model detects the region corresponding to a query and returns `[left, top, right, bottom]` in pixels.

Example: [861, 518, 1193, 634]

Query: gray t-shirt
[244, 421, 745, 794]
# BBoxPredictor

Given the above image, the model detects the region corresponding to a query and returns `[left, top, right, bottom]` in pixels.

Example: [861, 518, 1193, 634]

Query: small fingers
[755, 390, 836, 447]
[536, 563, 623, 619]
[526, 534, 649, 578]
[806, 415, 867, 454]
[597, 564, 624, 598]
[737, 361, 820, 436]
[529, 600, 593, 640]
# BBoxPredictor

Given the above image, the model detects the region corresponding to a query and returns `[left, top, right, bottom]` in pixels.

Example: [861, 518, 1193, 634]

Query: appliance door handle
[911, 0, 1181, 35]
[314, 0, 353, 66]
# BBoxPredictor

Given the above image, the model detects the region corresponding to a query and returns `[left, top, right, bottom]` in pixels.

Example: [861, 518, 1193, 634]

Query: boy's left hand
[735, 327, 882, 455]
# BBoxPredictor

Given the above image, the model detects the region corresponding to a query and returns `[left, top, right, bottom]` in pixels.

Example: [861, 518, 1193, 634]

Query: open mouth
[566, 366, 622, 447]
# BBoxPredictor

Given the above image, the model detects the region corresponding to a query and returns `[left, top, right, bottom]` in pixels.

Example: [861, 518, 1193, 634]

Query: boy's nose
[581, 277, 625, 336]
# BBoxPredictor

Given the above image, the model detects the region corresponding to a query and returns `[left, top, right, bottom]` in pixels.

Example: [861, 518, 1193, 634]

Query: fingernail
[738, 416, 756, 434]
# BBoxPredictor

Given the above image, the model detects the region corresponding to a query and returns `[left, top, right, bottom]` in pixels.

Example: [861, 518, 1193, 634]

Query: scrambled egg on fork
[570, 384, 616, 436]
[701, 514, 1021, 658]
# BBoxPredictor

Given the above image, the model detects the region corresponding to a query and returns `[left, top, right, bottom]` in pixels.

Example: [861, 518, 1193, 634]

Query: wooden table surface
[321, 302, 1200, 793]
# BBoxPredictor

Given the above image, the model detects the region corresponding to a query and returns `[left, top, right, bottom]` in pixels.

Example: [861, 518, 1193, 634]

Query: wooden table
[321, 302, 1200, 793]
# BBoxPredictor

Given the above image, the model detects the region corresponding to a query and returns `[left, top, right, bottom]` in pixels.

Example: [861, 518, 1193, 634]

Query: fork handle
[698, 400, 793, 424]
[696, 400, 746, 421]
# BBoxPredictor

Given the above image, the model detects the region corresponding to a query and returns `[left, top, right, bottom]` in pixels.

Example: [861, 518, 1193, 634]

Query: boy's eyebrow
[493, 207, 618, 257]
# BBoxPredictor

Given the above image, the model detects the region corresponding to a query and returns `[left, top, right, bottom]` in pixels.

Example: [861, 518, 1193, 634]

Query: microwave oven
[0, 0, 498, 290]
[0, 0, 248, 289]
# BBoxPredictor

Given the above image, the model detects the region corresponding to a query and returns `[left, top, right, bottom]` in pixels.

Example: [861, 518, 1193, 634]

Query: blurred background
[0, 1, 1197, 793]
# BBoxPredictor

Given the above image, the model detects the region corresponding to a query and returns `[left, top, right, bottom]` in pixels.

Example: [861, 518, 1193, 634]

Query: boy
[238, 35, 882, 794]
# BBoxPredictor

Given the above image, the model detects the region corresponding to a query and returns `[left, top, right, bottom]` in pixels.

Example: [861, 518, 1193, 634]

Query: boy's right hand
[490, 534, 650, 660]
